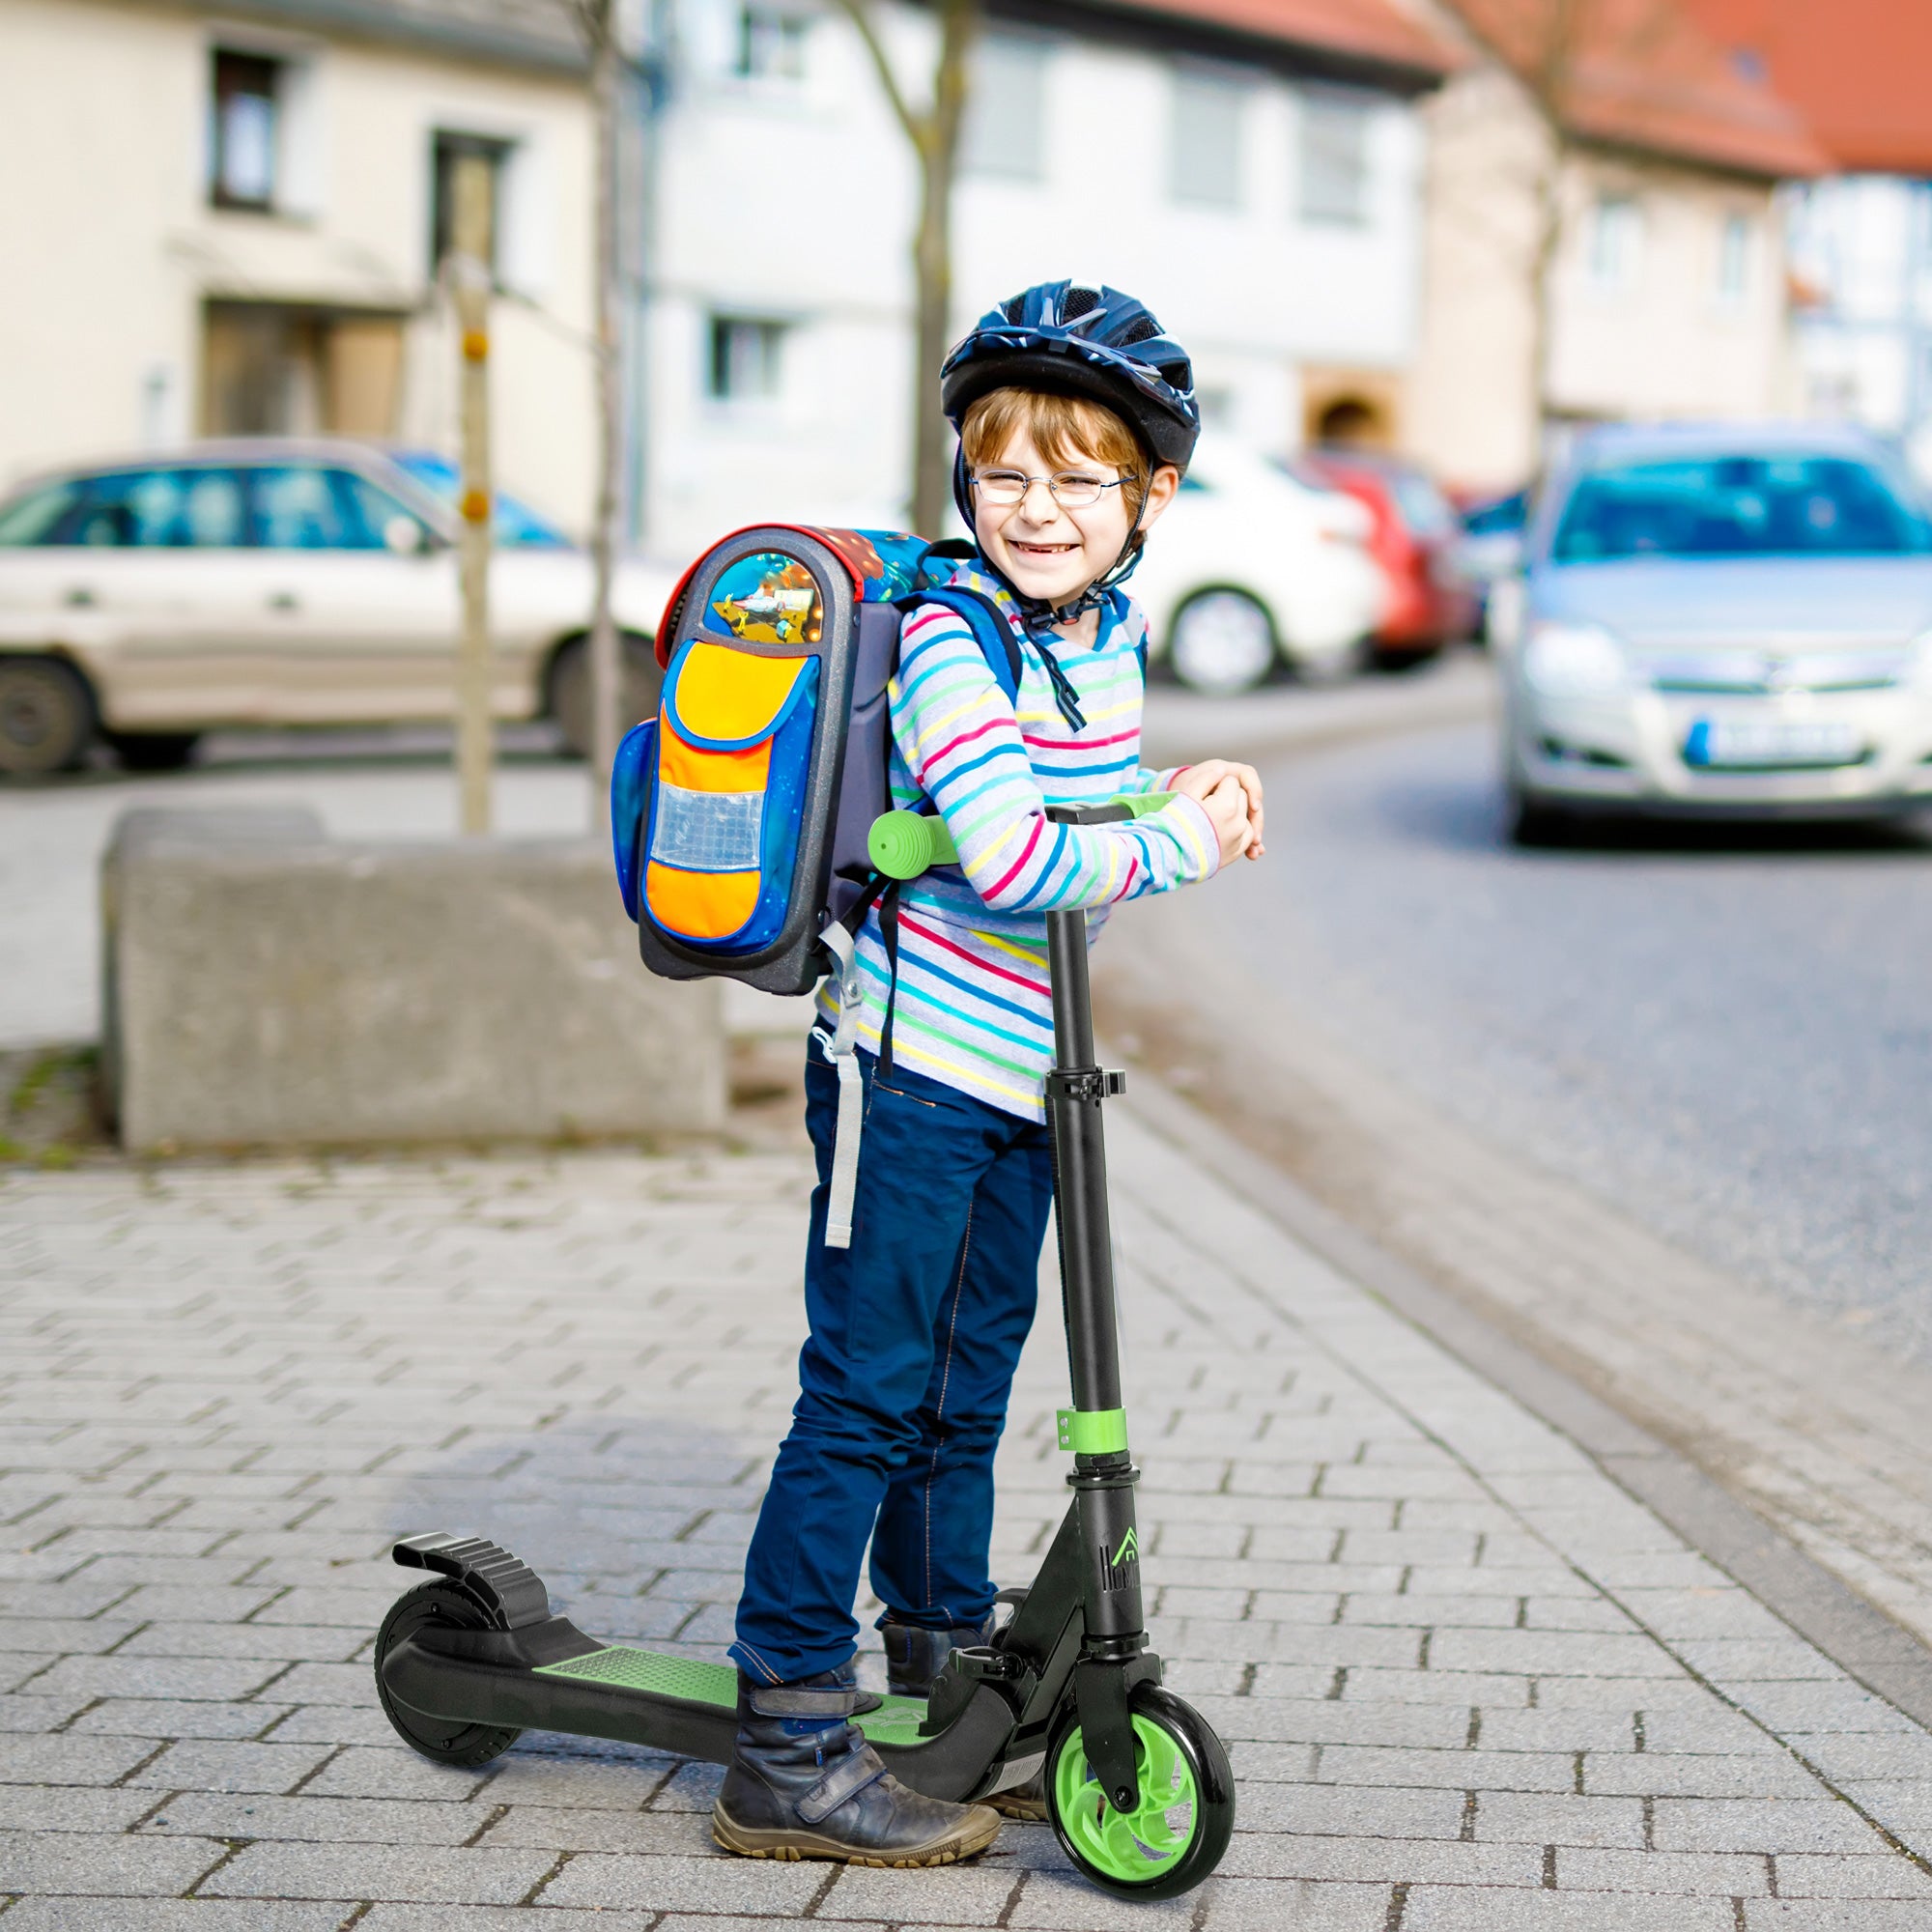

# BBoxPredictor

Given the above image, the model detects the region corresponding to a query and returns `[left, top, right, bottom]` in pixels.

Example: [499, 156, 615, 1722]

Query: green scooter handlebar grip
[867, 793, 1179, 881]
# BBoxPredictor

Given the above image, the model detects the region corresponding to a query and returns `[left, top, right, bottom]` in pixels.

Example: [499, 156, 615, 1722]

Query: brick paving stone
[1773, 1854, 1932, 1897]
[1652, 1797, 1889, 1855]
[197, 1840, 554, 1902]
[474, 1804, 711, 1853]
[1746, 1906, 1932, 1930]
[1555, 1846, 1771, 1892]
[1585, 1752, 1825, 1799]
[0, 1786, 162, 1833]
[136, 1791, 483, 1844]
[0, 1903, 352, 1931]
[1472, 1790, 1648, 1848]
[819, 1863, 1021, 1922]
[537, 1848, 829, 1912]
[125, 1737, 334, 1793]
[69, 1699, 298, 1739]
[0, 1825, 226, 1895]
[0, 1732, 160, 1784]
[1199, 1877, 1392, 1929]
[1403, 1890, 1738, 1930]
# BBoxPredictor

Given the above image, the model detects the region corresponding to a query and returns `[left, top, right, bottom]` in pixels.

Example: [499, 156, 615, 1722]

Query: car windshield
[389, 452, 571, 549]
[1553, 454, 1932, 562]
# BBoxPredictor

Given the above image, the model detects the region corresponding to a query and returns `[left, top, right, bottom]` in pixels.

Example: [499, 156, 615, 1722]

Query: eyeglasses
[971, 469, 1125, 510]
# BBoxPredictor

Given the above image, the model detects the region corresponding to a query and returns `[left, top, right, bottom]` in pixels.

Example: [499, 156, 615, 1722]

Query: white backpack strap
[816, 920, 867, 1250]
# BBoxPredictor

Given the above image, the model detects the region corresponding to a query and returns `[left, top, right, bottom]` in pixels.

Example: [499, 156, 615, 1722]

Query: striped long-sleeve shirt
[814, 590, 1220, 1121]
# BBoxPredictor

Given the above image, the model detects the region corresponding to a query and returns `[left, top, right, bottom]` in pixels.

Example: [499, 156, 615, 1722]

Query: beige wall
[0, 0, 598, 531]
[1406, 57, 1796, 491]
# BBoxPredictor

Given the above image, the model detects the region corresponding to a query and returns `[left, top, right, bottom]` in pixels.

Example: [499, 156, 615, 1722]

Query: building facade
[1398, 0, 1823, 492]
[0, 0, 600, 528]
[635, 0, 1451, 554]
[1683, 0, 1932, 472]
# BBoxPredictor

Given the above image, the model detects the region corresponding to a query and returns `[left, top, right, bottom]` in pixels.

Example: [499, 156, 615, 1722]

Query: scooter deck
[531, 1646, 930, 1747]
[380, 1534, 1041, 1800]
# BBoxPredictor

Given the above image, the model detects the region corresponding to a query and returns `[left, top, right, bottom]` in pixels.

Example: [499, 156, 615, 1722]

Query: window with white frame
[1298, 91, 1371, 227]
[961, 35, 1048, 182]
[430, 133, 511, 280]
[1588, 194, 1645, 292]
[708, 315, 786, 401]
[1170, 69, 1243, 210]
[734, 4, 810, 80]
[1717, 211, 1752, 303]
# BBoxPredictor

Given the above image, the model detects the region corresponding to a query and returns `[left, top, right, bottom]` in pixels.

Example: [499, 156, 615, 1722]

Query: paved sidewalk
[5, 1098, 1932, 1929]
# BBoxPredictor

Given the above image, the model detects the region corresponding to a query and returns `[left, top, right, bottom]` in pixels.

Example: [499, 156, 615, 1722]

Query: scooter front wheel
[374, 1580, 523, 1769]
[1045, 1684, 1235, 1900]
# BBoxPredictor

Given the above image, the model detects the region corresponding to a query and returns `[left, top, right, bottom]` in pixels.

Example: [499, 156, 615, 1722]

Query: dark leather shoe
[712, 1670, 1000, 1866]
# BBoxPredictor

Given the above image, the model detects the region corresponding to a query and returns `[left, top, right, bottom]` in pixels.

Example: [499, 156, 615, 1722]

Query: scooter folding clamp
[1044, 1066, 1126, 1104]
[919, 1643, 1035, 1738]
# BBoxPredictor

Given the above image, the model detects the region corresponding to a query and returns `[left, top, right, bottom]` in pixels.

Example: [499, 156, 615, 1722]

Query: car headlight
[1521, 623, 1629, 699]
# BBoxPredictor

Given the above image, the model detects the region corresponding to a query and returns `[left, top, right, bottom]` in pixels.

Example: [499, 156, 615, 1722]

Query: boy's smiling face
[972, 425, 1178, 614]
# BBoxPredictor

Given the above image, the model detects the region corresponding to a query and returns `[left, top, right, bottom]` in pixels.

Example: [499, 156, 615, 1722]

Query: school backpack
[608, 525, 1032, 991]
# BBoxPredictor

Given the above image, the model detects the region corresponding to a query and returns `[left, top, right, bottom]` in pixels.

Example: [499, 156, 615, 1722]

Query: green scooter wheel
[374, 1580, 523, 1769]
[1044, 1684, 1235, 1900]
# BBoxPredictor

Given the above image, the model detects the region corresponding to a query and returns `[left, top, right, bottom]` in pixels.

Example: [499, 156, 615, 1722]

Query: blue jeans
[730, 1037, 1054, 1685]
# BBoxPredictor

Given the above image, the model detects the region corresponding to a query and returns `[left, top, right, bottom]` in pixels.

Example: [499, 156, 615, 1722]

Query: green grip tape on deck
[1058, 1406, 1128, 1454]
[867, 794, 1179, 882]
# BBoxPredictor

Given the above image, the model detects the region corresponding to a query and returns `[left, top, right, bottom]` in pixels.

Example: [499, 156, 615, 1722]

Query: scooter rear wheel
[374, 1580, 524, 1769]
[1044, 1684, 1234, 1900]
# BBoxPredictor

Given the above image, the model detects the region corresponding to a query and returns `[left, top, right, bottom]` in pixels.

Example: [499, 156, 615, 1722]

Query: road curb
[1121, 1061, 1932, 1734]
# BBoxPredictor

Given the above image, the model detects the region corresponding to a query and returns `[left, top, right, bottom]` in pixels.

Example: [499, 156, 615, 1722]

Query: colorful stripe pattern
[815, 595, 1219, 1120]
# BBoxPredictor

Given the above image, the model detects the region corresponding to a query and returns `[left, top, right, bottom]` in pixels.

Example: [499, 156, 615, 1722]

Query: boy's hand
[1174, 761, 1265, 861]
[1196, 775, 1256, 867]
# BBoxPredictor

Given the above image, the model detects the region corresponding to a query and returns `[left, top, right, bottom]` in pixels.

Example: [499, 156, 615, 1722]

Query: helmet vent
[1002, 294, 1028, 323]
[1119, 316, 1159, 346]
[1061, 286, 1100, 321]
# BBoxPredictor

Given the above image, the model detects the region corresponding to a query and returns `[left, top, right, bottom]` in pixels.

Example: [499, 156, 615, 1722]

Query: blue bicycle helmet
[939, 283, 1200, 618]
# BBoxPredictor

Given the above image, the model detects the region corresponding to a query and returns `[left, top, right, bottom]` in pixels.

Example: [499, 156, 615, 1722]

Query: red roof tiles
[1438, 0, 1827, 179]
[1099, 0, 1459, 76]
[1683, 0, 1932, 175]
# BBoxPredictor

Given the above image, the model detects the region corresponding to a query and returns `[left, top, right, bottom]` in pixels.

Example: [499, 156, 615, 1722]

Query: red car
[1298, 450, 1481, 665]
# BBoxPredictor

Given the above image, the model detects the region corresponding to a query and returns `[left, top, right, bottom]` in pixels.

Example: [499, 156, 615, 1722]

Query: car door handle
[269, 592, 300, 612]
[64, 586, 96, 608]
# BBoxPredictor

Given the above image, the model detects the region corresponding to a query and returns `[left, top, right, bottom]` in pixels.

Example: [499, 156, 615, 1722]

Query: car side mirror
[384, 515, 431, 556]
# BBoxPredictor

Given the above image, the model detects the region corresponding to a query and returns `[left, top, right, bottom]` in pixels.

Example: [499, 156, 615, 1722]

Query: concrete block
[103, 809, 724, 1151]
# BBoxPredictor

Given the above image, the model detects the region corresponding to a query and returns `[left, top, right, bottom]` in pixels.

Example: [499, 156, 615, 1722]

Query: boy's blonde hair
[960, 387, 1153, 527]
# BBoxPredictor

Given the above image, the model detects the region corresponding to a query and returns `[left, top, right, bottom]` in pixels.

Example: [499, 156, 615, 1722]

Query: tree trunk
[1524, 128, 1564, 468]
[587, 2, 624, 788]
[909, 148, 953, 536]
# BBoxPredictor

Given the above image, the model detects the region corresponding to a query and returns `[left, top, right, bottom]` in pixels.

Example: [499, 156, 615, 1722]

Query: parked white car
[0, 440, 675, 775]
[1132, 435, 1384, 693]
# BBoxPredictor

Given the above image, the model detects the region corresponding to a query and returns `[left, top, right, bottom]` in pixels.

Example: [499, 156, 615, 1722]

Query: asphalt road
[1162, 713, 1932, 1355]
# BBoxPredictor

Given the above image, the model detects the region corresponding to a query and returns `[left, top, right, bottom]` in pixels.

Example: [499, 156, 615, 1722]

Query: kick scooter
[370, 796, 1236, 1899]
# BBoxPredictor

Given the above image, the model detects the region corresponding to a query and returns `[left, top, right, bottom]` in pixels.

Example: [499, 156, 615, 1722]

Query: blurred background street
[9, 0, 1932, 1920]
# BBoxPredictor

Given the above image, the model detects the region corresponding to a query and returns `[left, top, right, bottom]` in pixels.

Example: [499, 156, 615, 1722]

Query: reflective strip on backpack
[816, 920, 867, 1250]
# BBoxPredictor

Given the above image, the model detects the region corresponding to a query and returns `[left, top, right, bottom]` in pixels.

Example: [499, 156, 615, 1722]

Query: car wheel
[107, 731, 201, 772]
[1167, 591, 1277, 696]
[1506, 781, 1574, 848]
[0, 656, 95, 778]
[551, 634, 665, 760]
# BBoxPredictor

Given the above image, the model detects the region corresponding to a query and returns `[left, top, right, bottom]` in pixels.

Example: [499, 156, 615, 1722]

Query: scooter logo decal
[1112, 1528, 1139, 1568]
[1099, 1526, 1140, 1594]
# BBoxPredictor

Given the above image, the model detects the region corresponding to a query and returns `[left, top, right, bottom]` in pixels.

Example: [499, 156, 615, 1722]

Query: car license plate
[1683, 718, 1864, 769]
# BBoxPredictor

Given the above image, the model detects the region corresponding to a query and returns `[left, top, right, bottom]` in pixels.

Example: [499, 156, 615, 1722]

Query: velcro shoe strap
[746, 1684, 855, 1719]
[795, 1743, 888, 1825]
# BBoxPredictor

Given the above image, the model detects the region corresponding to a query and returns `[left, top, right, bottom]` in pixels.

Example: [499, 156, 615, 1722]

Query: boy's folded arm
[891, 607, 1220, 914]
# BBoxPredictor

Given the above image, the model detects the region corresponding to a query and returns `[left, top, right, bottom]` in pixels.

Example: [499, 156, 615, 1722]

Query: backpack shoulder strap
[895, 585, 1024, 706]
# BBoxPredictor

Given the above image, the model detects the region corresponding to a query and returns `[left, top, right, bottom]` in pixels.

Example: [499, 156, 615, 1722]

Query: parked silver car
[0, 439, 672, 775]
[1495, 422, 1932, 840]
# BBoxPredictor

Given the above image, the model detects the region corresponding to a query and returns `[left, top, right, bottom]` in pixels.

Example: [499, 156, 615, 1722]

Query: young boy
[714, 282, 1264, 1867]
